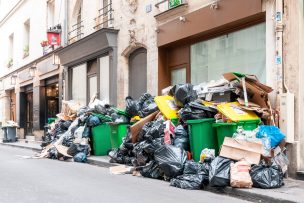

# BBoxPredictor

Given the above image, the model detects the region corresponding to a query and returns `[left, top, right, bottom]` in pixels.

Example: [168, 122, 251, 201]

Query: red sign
[47, 32, 61, 46]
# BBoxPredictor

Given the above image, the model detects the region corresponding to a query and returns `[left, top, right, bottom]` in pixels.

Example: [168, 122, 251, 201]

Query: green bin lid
[186, 118, 215, 124]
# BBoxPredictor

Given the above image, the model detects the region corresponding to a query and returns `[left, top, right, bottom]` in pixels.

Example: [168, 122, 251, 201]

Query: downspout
[275, 0, 285, 93]
[64, 0, 69, 46]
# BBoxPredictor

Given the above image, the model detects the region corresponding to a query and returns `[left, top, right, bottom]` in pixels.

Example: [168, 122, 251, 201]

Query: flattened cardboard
[130, 111, 159, 143]
[223, 73, 273, 108]
[220, 137, 262, 165]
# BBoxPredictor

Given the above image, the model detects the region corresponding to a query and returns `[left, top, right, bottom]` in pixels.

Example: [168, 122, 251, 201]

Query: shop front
[14, 53, 60, 140]
[57, 28, 118, 105]
[157, 0, 266, 92]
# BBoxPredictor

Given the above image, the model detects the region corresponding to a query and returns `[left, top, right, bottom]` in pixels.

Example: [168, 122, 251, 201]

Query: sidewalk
[1, 141, 303, 203]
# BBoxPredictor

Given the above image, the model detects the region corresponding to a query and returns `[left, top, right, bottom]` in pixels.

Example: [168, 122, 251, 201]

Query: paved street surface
[0, 145, 251, 203]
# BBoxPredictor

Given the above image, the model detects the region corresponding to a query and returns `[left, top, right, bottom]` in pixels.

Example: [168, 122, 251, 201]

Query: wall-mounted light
[29, 65, 36, 77]
[11, 74, 17, 85]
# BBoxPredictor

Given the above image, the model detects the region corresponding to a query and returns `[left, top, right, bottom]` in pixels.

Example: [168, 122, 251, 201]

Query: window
[47, 0, 55, 28]
[70, 58, 106, 105]
[99, 56, 109, 102]
[87, 59, 98, 101]
[191, 23, 266, 85]
[171, 67, 186, 85]
[23, 19, 30, 58]
[8, 33, 14, 67]
[71, 63, 87, 105]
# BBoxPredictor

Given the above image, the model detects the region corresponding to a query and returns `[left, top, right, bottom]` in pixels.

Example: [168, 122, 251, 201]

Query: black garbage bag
[169, 84, 198, 107]
[87, 115, 101, 127]
[109, 149, 125, 164]
[41, 132, 53, 147]
[74, 152, 87, 163]
[77, 106, 90, 116]
[137, 93, 158, 118]
[58, 120, 72, 131]
[142, 138, 163, 156]
[179, 102, 217, 122]
[47, 147, 58, 159]
[139, 161, 163, 179]
[132, 142, 150, 167]
[250, 164, 284, 189]
[183, 161, 209, 176]
[209, 156, 233, 187]
[170, 174, 205, 190]
[62, 134, 74, 147]
[82, 126, 91, 138]
[137, 120, 165, 142]
[111, 112, 130, 123]
[67, 144, 90, 156]
[125, 96, 139, 117]
[173, 125, 189, 151]
[154, 145, 187, 178]
[140, 102, 159, 118]
[170, 160, 210, 190]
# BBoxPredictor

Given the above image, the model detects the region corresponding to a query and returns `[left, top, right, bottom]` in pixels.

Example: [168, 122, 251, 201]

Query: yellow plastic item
[154, 95, 179, 119]
[132, 116, 141, 120]
[202, 101, 213, 107]
[217, 102, 259, 122]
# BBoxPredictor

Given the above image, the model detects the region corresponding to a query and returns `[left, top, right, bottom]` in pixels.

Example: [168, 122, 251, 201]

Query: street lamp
[11, 74, 17, 85]
[29, 65, 36, 77]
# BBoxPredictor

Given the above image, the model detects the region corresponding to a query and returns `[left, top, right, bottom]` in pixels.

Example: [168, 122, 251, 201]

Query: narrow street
[0, 145, 251, 203]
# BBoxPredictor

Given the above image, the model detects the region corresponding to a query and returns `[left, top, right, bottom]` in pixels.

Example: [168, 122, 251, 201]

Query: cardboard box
[130, 111, 159, 143]
[223, 73, 273, 108]
[220, 137, 262, 165]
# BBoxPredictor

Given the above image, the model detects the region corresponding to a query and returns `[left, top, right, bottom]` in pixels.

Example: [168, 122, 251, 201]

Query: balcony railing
[155, 0, 188, 14]
[68, 20, 84, 44]
[94, 2, 114, 30]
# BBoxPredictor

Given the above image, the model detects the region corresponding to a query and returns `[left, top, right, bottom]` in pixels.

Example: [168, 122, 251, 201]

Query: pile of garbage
[39, 99, 132, 162]
[108, 72, 287, 190]
[37, 72, 288, 191]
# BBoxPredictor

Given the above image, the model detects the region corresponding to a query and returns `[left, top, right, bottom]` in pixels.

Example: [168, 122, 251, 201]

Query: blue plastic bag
[257, 125, 285, 148]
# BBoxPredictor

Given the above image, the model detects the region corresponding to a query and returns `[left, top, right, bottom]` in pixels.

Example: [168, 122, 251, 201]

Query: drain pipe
[276, 0, 295, 143]
[63, 0, 69, 46]
[275, 0, 284, 94]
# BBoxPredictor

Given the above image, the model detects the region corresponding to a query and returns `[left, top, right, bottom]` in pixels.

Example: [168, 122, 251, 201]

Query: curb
[207, 187, 297, 203]
[0, 142, 117, 168]
[0, 143, 41, 152]
[87, 158, 118, 168]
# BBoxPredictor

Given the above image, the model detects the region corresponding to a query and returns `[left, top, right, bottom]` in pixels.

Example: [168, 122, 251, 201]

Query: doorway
[25, 92, 33, 136]
[129, 48, 147, 99]
[9, 90, 16, 121]
[45, 83, 59, 121]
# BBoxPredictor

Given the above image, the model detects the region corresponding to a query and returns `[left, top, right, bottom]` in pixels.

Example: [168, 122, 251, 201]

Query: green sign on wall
[169, 0, 182, 8]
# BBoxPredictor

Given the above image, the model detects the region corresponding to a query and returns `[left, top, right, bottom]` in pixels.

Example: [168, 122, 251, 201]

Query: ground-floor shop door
[25, 92, 33, 136]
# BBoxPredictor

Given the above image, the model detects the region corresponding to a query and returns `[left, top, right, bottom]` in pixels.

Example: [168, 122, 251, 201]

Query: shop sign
[169, 0, 182, 8]
[47, 31, 61, 46]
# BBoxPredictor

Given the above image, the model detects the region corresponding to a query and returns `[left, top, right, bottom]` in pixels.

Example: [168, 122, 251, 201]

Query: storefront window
[89, 76, 98, 100]
[191, 23, 266, 85]
[71, 63, 87, 105]
[99, 56, 110, 102]
[171, 68, 186, 85]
